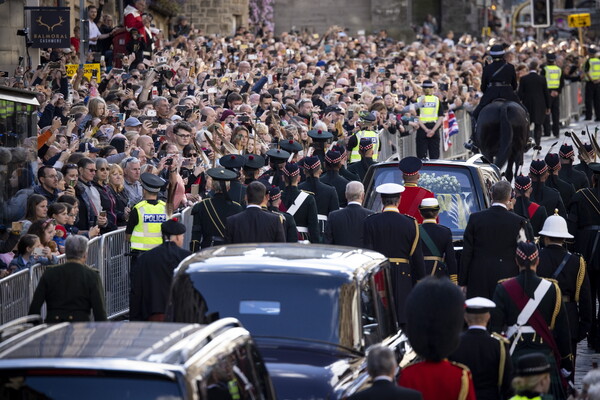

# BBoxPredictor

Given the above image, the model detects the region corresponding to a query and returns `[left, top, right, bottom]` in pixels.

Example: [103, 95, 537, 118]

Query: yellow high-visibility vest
[349, 130, 379, 162]
[589, 57, 600, 81]
[544, 65, 561, 89]
[130, 200, 166, 251]
[419, 95, 440, 123]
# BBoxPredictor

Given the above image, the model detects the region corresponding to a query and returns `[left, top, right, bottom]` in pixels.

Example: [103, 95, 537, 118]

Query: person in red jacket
[124, 0, 147, 44]
[398, 156, 435, 223]
[398, 277, 477, 400]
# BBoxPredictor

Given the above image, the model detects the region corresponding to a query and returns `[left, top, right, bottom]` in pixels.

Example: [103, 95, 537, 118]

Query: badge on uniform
[144, 214, 167, 223]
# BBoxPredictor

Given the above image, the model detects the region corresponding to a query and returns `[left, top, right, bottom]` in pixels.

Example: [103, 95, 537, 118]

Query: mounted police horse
[473, 99, 530, 182]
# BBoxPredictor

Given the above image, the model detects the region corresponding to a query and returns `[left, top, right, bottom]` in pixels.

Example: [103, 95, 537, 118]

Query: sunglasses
[189, 153, 198, 157]
[98, 167, 109, 171]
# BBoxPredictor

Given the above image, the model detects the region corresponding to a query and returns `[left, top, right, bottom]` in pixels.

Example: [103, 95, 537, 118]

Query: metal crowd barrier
[559, 81, 584, 127]
[181, 206, 193, 250]
[100, 227, 130, 320]
[86, 236, 102, 271]
[0, 269, 30, 324]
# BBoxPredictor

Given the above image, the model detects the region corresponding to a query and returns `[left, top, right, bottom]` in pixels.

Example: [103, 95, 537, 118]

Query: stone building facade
[183, 0, 249, 35]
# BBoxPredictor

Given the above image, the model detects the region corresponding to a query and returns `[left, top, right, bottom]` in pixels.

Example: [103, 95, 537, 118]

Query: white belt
[297, 226, 309, 233]
[317, 214, 328, 221]
[506, 325, 536, 338]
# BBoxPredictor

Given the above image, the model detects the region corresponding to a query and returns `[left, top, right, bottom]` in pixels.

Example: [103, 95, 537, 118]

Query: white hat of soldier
[419, 198, 440, 209]
[376, 183, 405, 195]
[538, 211, 574, 239]
[465, 297, 496, 313]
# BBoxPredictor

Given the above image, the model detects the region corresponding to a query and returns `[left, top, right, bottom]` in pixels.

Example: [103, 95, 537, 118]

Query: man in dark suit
[449, 297, 513, 400]
[130, 219, 192, 321]
[29, 235, 107, 322]
[226, 181, 285, 244]
[349, 345, 422, 400]
[459, 180, 531, 299]
[518, 60, 550, 146]
[324, 181, 373, 247]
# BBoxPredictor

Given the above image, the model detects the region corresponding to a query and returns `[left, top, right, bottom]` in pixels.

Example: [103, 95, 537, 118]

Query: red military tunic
[398, 183, 435, 223]
[398, 360, 476, 400]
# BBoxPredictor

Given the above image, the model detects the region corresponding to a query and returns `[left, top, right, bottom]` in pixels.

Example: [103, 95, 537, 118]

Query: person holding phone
[6, 234, 57, 276]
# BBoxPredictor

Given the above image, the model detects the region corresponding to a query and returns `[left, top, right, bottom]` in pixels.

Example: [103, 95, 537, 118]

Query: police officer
[416, 80, 443, 160]
[513, 174, 548, 236]
[544, 152, 576, 208]
[265, 184, 298, 243]
[280, 162, 320, 243]
[449, 297, 513, 400]
[259, 148, 291, 190]
[472, 44, 520, 124]
[363, 183, 425, 325]
[542, 53, 564, 138]
[320, 150, 351, 207]
[347, 111, 379, 164]
[398, 156, 435, 223]
[130, 218, 191, 321]
[126, 172, 167, 264]
[418, 198, 457, 282]
[529, 158, 567, 218]
[567, 162, 600, 350]
[190, 167, 243, 251]
[538, 212, 592, 358]
[299, 155, 339, 238]
[219, 154, 246, 206]
[490, 242, 573, 400]
[242, 153, 266, 185]
[558, 142, 589, 190]
[584, 48, 600, 121]
[347, 138, 376, 182]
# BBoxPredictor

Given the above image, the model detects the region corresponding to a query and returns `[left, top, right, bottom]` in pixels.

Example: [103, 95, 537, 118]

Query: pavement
[576, 338, 599, 391]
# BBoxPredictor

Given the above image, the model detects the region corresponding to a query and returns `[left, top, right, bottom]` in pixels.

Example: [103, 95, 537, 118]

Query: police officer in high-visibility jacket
[126, 172, 167, 264]
[541, 53, 564, 138]
[584, 48, 600, 121]
[347, 111, 379, 164]
[416, 80, 443, 160]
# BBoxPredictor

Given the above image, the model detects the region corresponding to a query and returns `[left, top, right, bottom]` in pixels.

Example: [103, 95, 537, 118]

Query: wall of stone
[184, 0, 249, 35]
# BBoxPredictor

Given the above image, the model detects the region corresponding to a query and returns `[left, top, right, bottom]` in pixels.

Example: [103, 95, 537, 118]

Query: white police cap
[376, 183, 405, 195]
[465, 297, 496, 313]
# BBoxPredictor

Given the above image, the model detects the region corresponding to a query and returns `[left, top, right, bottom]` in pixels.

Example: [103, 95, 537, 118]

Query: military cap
[332, 144, 347, 157]
[514, 174, 532, 191]
[325, 150, 343, 164]
[584, 143, 595, 154]
[559, 143, 574, 159]
[406, 277, 465, 361]
[545, 153, 560, 170]
[514, 353, 552, 377]
[539, 212, 574, 239]
[589, 162, 600, 174]
[419, 198, 440, 209]
[529, 159, 548, 175]
[266, 148, 291, 163]
[308, 129, 333, 141]
[207, 167, 238, 181]
[219, 154, 245, 170]
[359, 137, 374, 151]
[161, 218, 186, 235]
[546, 53, 557, 62]
[516, 241, 539, 264]
[279, 139, 303, 153]
[243, 154, 265, 170]
[283, 162, 300, 177]
[358, 111, 376, 122]
[489, 44, 505, 57]
[465, 297, 496, 314]
[399, 156, 423, 175]
[376, 183, 405, 196]
[303, 156, 321, 170]
[421, 80, 434, 89]
[267, 185, 282, 201]
[140, 172, 165, 193]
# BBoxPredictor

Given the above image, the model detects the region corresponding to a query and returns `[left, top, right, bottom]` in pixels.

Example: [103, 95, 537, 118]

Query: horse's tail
[495, 102, 512, 169]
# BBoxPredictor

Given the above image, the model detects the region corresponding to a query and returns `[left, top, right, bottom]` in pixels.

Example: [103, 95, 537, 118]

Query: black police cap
[219, 154, 245, 170]
[141, 172, 166, 193]
[243, 154, 265, 170]
[161, 218, 186, 235]
[206, 167, 238, 181]
[358, 111, 376, 122]
[515, 353, 551, 377]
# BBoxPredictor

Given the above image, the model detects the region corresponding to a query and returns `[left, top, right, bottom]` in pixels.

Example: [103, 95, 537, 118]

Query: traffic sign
[568, 13, 591, 28]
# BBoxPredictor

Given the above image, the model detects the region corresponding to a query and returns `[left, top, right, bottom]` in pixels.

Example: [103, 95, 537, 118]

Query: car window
[371, 267, 396, 339]
[367, 165, 481, 236]
[0, 371, 182, 399]
[173, 272, 357, 348]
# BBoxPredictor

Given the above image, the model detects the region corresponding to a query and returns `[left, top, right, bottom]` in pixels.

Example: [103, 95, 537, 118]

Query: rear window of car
[366, 165, 482, 236]
[0, 371, 183, 399]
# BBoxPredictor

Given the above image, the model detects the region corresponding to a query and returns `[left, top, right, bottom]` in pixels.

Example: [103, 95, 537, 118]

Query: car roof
[0, 319, 244, 365]
[179, 243, 387, 280]
[373, 156, 499, 171]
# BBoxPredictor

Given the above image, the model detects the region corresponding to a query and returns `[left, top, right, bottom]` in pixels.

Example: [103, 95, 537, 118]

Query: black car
[0, 316, 276, 400]
[169, 244, 415, 399]
[363, 155, 500, 245]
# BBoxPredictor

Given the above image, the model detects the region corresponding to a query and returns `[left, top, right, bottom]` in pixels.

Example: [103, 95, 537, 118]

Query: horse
[473, 99, 530, 182]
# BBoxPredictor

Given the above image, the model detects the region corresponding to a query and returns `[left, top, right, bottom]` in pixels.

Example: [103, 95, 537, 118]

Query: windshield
[367, 165, 481, 236]
[181, 271, 353, 346]
[0, 371, 182, 399]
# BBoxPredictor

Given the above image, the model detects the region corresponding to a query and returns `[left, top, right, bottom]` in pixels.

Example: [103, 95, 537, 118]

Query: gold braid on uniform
[409, 219, 420, 256]
[576, 256, 587, 303]
[449, 274, 458, 284]
[494, 334, 507, 387]
[450, 361, 471, 400]
[549, 279, 562, 330]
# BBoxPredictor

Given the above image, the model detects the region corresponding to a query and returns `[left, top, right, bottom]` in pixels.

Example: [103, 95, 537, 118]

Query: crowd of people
[2, 1, 600, 398]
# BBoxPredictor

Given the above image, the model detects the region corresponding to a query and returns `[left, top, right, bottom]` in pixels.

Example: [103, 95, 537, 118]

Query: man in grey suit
[324, 181, 374, 247]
